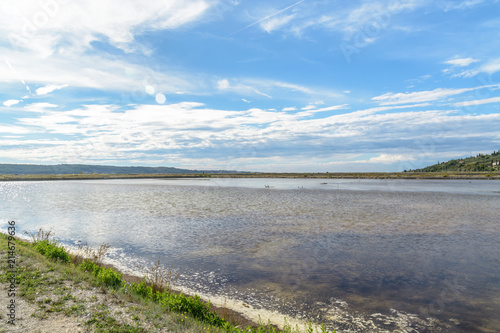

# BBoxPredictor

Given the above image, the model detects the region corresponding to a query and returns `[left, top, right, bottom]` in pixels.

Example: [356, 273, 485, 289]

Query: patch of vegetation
[85, 308, 147, 333]
[79, 259, 123, 288]
[33, 240, 71, 263]
[412, 150, 500, 172]
[24, 228, 70, 263]
[0, 162, 241, 176]
[1, 230, 335, 332]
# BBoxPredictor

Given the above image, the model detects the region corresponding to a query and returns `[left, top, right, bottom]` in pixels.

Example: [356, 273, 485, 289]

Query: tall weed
[72, 241, 110, 266]
[25, 227, 53, 243]
[145, 259, 179, 293]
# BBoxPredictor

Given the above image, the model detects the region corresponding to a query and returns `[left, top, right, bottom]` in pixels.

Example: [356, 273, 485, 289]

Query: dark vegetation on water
[1, 229, 333, 333]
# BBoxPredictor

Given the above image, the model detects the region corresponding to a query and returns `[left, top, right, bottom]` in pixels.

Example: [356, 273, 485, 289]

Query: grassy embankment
[1, 171, 499, 181]
[0, 230, 332, 333]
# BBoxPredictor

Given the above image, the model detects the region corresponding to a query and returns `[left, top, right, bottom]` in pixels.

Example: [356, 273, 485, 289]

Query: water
[1, 178, 499, 332]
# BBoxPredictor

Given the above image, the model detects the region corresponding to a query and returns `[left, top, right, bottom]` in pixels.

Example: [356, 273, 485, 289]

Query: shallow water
[1, 178, 499, 332]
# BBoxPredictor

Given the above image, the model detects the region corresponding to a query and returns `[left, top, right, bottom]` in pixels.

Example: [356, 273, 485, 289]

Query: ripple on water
[1, 179, 499, 332]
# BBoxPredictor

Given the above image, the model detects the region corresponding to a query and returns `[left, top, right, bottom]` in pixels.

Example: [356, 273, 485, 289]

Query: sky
[1, 0, 500, 172]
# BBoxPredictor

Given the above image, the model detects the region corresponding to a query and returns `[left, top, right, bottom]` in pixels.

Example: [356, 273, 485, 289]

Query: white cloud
[271, 81, 316, 95]
[4, 100, 500, 170]
[215, 78, 276, 98]
[0, 125, 31, 134]
[315, 105, 349, 112]
[233, 0, 305, 35]
[454, 96, 500, 107]
[373, 88, 472, 105]
[372, 85, 500, 105]
[217, 79, 230, 90]
[261, 14, 295, 33]
[282, 107, 297, 111]
[3, 99, 21, 107]
[443, 0, 486, 11]
[302, 104, 317, 110]
[368, 154, 416, 164]
[24, 103, 59, 113]
[444, 58, 480, 67]
[0, 1, 213, 98]
[480, 58, 500, 74]
[443, 58, 481, 78]
[35, 84, 68, 96]
[330, 0, 422, 38]
[1, 1, 211, 54]
[451, 70, 479, 78]
[1, 50, 195, 95]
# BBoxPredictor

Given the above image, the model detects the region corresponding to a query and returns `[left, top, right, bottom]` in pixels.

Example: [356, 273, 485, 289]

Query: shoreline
[1, 171, 500, 182]
[2, 234, 455, 332]
[99, 262, 268, 330]
[98, 255, 320, 332]
[6, 232, 309, 331]
[1, 232, 295, 332]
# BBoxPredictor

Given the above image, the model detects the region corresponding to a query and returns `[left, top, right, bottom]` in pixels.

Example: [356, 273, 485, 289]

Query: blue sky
[1, 0, 499, 172]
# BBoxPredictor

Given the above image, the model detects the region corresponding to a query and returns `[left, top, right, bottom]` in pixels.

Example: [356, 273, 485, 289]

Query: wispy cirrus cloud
[373, 87, 473, 105]
[480, 58, 500, 74]
[1, 49, 196, 97]
[257, 0, 425, 39]
[442, 0, 488, 11]
[215, 77, 343, 101]
[372, 84, 500, 105]
[442, 57, 481, 78]
[232, 0, 305, 35]
[24, 103, 59, 113]
[444, 58, 480, 67]
[216, 78, 272, 98]
[261, 14, 296, 33]
[454, 96, 500, 107]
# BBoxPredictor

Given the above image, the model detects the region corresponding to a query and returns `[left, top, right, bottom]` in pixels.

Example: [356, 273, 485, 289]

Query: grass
[0, 230, 336, 333]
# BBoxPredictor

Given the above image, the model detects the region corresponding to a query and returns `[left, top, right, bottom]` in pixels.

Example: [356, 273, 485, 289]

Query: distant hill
[0, 163, 242, 175]
[413, 150, 500, 172]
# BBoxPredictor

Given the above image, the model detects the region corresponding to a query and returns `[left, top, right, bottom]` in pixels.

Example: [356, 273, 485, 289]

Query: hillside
[413, 150, 500, 172]
[0, 163, 240, 175]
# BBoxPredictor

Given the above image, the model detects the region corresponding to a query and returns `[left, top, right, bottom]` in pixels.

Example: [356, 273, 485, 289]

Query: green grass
[33, 239, 71, 263]
[0, 231, 335, 333]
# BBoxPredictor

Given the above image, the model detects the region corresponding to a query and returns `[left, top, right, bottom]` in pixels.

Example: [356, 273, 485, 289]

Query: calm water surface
[1, 178, 499, 332]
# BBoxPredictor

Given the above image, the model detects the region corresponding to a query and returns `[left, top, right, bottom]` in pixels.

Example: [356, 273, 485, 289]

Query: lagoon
[1, 178, 499, 332]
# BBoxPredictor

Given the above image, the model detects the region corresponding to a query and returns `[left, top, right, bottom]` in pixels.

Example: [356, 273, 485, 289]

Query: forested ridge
[412, 150, 500, 172]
